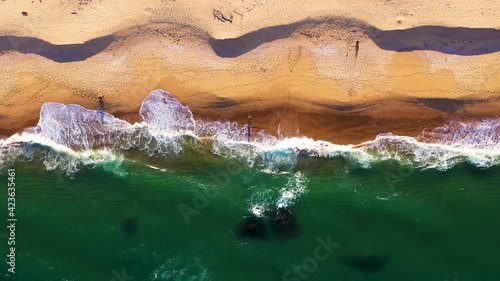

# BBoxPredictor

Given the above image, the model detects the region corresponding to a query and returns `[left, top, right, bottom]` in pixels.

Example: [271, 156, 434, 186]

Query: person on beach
[98, 96, 105, 123]
[247, 115, 252, 142]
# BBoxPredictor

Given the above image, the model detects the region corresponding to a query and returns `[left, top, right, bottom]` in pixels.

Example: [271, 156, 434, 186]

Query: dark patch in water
[337, 253, 389, 273]
[235, 215, 268, 240]
[268, 207, 301, 239]
[121, 217, 138, 235]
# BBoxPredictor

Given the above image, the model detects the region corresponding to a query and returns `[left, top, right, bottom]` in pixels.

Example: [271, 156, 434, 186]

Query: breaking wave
[0, 89, 499, 175]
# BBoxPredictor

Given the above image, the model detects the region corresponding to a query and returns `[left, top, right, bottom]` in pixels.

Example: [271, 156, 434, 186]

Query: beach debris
[268, 207, 301, 239]
[121, 217, 138, 235]
[235, 215, 268, 239]
[71, 11, 77, 15]
[213, 9, 233, 23]
[22, 12, 28, 16]
[337, 253, 389, 273]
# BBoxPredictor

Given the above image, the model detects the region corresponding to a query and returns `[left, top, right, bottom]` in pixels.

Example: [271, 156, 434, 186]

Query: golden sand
[0, 0, 499, 143]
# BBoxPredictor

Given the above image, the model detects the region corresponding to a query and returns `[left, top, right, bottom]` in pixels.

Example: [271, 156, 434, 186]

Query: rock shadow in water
[337, 253, 389, 273]
[121, 217, 139, 235]
[235, 215, 269, 240]
[268, 207, 301, 240]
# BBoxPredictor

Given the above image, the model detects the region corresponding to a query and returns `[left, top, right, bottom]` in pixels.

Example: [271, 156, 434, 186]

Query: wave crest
[1, 89, 498, 174]
[140, 89, 196, 134]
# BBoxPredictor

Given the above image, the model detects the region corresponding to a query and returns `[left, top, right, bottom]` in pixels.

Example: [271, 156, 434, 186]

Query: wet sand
[0, 1, 499, 143]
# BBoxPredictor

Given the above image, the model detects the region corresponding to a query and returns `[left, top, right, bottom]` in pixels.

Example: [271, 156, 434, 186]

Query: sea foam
[0, 89, 498, 174]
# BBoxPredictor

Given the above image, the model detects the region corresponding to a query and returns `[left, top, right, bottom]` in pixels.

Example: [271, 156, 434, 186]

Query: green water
[1, 156, 500, 281]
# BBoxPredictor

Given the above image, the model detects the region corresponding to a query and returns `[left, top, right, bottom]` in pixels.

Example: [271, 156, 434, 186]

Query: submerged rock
[269, 207, 300, 239]
[235, 215, 268, 240]
[337, 253, 389, 273]
[121, 217, 138, 235]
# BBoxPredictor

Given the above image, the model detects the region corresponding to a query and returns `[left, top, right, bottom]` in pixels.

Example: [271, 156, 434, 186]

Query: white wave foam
[250, 204, 265, 217]
[246, 172, 309, 214]
[1, 89, 498, 174]
[0, 132, 122, 177]
[140, 90, 195, 134]
[276, 172, 309, 208]
[418, 118, 499, 150]
[36, 102, 133, 151]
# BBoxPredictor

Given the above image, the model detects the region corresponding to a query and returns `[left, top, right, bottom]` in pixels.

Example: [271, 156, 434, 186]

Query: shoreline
[1, 94, 498, 145]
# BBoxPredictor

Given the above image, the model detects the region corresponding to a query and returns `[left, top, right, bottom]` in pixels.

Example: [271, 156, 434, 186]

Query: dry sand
[0, 0, 499, 143]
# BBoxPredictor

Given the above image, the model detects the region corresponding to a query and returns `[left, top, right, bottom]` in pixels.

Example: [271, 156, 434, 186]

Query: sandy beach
[0, 0, 499, 144]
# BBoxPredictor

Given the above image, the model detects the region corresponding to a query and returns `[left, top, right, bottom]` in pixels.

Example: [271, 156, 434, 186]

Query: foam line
[1, 89, 498, 174]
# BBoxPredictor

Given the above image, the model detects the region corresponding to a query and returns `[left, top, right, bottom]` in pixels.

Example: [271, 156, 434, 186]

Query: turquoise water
[1, 90, 499, 281]
[1, 154, 500, 281]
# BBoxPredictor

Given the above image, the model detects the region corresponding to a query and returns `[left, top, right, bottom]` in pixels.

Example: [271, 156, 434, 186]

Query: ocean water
[1, 90, 499, 281]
